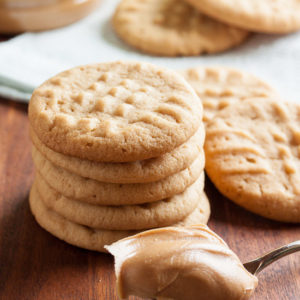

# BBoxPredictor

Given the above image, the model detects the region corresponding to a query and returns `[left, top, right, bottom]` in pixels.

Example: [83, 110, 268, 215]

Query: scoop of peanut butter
[106, 224, 258, 300]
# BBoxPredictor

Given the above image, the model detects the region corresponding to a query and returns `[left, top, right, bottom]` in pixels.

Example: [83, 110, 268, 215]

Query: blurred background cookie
[181, 66, 277, 124]
[113, 0, 249, 56]
[185, 0, 300, 33]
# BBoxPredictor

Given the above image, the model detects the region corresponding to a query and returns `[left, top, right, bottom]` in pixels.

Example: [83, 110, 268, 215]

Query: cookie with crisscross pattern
[29, 61, 202, 162]
[205, 97, 300, 222]
[181, 66, 277, 124]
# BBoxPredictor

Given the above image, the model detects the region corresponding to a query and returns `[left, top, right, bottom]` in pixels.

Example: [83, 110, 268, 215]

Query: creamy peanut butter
[0, 0, 100, 33]
[106, 225, 258, 300]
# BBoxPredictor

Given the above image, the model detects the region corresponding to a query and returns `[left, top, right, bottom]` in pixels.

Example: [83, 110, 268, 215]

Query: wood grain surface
[0, 97, 299, 300]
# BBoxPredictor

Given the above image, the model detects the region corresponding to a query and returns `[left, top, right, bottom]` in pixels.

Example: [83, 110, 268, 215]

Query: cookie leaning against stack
[28, 61, 210, 252]
[205, 97, 300, 223]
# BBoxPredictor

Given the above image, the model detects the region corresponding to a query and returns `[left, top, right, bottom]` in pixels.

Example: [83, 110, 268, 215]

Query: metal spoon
[243, 240, 300, 275]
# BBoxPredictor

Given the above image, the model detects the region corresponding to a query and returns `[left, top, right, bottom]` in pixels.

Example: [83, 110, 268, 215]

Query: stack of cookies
[28, 61, 210, 252]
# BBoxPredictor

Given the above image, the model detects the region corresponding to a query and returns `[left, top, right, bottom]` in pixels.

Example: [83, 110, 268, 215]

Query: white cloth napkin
[0, 0, 300, 103]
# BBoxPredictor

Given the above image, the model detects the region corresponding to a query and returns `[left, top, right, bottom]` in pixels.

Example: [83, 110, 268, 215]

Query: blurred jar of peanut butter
[0, 0, 59, 8]
[0, 0, 100, 33]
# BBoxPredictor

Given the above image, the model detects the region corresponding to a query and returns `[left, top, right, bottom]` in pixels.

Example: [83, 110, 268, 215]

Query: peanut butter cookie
[35, 173, 205, 230]
[185, 0, 300, 33]
[113, 0, 249, 56]
[29, 61, 202, 162]
[205, 98, 300, 222]
[181, 66, 277, 124]
[33, 147, 204, 205]
[30, 125, 204, 183]
[30, 182, 210, 252]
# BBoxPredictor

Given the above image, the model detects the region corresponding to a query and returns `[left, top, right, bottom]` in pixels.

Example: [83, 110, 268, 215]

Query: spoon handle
[244, 240, 300, 275]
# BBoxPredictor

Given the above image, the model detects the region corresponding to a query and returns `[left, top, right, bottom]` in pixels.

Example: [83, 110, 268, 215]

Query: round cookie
[185, 0, 300, 34]
[204, 97, 300, 223]
[29, 61, 202, 162]
[30, 183, 210, 252]
[113, 0, 249, 56]
[32, 146, 204, 205]
[181, 66, 277, 124]
[30, 124, 204, 183]
[35, 173, 205, 230]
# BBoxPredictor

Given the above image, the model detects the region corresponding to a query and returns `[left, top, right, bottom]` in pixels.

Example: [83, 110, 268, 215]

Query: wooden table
[0, 100, 299, 299]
